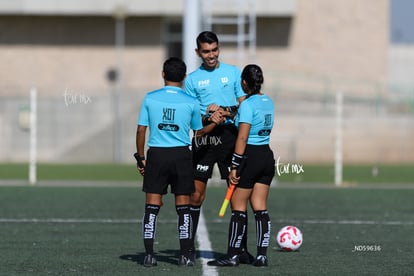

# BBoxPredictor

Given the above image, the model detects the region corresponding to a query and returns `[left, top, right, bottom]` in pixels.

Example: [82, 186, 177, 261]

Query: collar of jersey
[200, 61, 220, 71]
[164, 86, 183, 93]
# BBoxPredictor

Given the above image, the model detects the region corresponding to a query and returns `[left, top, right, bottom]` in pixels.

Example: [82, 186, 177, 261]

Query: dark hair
[196, 31, 219, 49]
[163, 57, 186, 82]
[241, 64, 264, 95]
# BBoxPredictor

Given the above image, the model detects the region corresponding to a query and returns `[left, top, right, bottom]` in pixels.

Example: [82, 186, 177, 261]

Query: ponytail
[241, 64, 264, 95]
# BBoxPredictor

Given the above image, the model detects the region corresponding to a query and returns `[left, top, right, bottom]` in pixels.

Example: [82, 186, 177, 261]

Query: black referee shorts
[192, 124, 238, 180]
[237, 144, 275, 189]
[142, 146, 194, 195]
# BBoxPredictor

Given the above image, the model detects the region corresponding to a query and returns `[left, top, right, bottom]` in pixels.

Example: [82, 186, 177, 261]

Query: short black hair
[163, 57, 186, 82]
[196, 31, 219, 49]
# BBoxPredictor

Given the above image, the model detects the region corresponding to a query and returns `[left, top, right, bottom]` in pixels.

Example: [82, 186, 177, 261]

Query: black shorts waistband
[148, 146, 190, 153]
[246, 144, 270, 148]
[149, 146, 189, 149]
[245, 144, 272, 152]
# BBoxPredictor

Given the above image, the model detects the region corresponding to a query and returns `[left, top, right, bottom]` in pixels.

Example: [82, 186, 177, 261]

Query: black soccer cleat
[178, 255, 194, 267]
[252, 255, 268, 267]
[207, 255, 239, 267]
[188, 249, 196, 263]
[239, 249, 255, 264]
[143, 254, 157, 267]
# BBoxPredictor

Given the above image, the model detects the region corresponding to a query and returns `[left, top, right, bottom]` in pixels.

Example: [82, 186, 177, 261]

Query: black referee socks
[142, 204, 160, 255]
[189, 205, 201, 251]
[189, 205, 201, 236]
[227, 210, 247, 256]
[254, 210, 271, 256]
[176, 205, 193, 256]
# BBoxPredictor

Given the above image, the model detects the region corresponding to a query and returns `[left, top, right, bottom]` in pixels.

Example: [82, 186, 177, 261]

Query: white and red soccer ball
[276, 225, 303, 251]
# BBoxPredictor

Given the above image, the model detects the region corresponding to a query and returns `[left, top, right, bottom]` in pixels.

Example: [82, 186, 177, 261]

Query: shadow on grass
[119, 251, 177, 266]
[119, 249, 223, 266]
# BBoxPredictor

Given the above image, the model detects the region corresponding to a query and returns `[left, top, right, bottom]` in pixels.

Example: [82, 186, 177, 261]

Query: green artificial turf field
[1, 185, 413, 275]
[1, 163, 414, 184]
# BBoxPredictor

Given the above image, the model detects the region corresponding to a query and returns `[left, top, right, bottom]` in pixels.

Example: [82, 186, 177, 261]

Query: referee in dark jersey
[135, 57, 222, 267]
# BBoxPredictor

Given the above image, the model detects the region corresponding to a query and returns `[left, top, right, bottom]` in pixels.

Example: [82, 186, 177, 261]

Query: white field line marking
[0, 218, 140, 223]
[0, 216, 219, 275]
[196, 210, 218, 276]
[0, 216, 414, 226]
[1, 218, 413, 226]
[272, 219, 414, 226]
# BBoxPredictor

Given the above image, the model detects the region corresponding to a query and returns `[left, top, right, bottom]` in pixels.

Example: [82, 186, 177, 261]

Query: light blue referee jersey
[235, 94, 275, 145]
[137, 86, 203, 147]
[184, 62, 246, 117]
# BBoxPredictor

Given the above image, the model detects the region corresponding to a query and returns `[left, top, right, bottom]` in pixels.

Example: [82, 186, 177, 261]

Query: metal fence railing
[1, 74, 413, 164]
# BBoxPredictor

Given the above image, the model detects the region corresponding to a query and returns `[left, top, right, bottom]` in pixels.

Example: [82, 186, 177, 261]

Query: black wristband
[220, 105, 238, 117]
[202, 114, 211, 125]
[133, 153, 145, 168]
[231, 153, 243, 168]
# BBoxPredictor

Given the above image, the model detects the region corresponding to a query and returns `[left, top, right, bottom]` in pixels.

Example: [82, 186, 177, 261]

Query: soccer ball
[276, 225, 303, 251]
